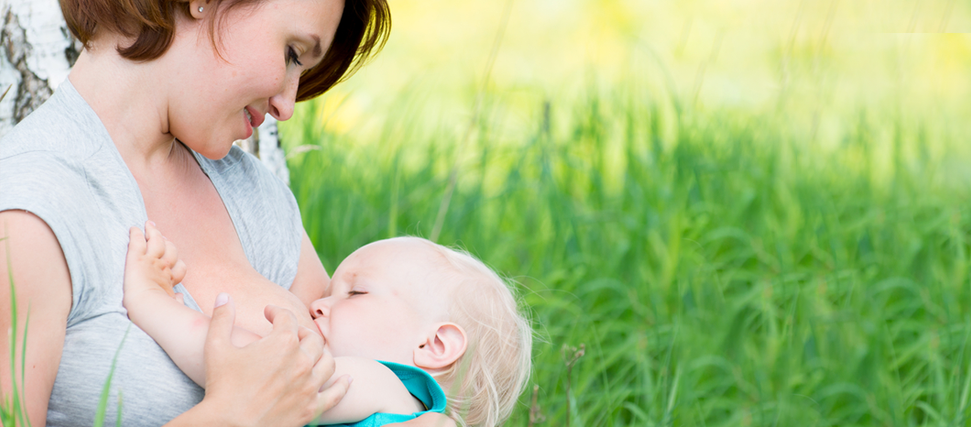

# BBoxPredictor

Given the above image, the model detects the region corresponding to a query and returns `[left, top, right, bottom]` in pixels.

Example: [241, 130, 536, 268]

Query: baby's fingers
[161, 239, 180, 268]
[171, 259, 187, 286]
[127, 227, 147, 258]
[145, 221, 166, 258]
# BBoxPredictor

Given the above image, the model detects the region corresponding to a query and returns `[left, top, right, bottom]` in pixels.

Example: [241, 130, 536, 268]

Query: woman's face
[164, 0, 343, 159]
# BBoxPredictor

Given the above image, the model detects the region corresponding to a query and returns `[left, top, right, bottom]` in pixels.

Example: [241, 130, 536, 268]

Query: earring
[197, 6, 204, 12]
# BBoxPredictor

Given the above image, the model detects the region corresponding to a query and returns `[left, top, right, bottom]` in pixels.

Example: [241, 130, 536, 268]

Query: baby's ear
[414, 322, 468, 371]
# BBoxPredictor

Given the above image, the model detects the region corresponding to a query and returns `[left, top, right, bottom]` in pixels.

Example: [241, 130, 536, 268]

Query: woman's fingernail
[214, 292, 229, 307]
[346, 375, 353, 385]
[148, 220, 156, 227]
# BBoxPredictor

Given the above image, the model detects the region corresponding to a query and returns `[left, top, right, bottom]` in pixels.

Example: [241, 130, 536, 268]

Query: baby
[122, 223, 532, 426]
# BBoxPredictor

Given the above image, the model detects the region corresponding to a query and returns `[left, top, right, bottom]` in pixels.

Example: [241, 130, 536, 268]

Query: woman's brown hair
[59, 0, 390, 101]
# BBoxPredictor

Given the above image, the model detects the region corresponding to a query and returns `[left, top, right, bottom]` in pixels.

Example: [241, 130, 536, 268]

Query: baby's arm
[123, 223, 422, 421]
[312, 358, 425, 424]
[122, 223, 258, 385]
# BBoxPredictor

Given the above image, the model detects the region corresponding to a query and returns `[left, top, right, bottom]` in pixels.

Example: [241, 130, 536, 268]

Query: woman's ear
[188, 0, 208, 19]
[414, 323, 468, 371]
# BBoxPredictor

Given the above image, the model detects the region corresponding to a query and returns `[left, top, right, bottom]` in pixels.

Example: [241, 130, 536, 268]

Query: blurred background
[308, 0, 971, 161]
[282, 1, 971, 425]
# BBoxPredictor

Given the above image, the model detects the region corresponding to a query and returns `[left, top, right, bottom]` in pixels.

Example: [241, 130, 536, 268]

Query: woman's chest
[143, 177, 248, 294]
[136, 167, 309, 334]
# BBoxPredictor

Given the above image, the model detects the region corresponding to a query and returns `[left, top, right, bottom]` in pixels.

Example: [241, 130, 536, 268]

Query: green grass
[283, 73, 971, 426]
[1, 235, 31, 427]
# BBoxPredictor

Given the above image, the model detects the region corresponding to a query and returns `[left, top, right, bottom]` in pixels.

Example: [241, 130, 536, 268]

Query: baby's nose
[310, 298, 330, 319]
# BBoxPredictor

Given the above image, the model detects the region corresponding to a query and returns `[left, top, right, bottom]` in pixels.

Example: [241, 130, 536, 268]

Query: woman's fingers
[305, 334, 343, 416]
[309, 341, 335, 378]
[315, 374, 351, 416]
[298, 326, 324, 365]
[204, 293, 235, 359]
[264, 304, 299, 336]
[201, 301, 339, 425]
[264, 305, 341, 418]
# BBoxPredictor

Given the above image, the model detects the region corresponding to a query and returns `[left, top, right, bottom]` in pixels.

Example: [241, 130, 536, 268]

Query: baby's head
[310, 237, 532, 426]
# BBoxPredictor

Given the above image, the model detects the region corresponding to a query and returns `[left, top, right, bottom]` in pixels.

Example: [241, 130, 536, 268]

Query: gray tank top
[0, 81, 304, 426]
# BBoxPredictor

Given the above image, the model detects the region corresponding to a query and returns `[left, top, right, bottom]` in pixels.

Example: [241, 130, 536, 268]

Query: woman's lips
[245, 106, 265, 128]
[242, 109, 254, 139]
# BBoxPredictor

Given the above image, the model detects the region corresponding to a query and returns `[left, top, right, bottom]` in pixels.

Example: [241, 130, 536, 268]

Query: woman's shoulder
[0, 85, 122, 211]
[1, 81, 110, 161]
[0, 83, 137, 261]
[0, 119, 97, 211]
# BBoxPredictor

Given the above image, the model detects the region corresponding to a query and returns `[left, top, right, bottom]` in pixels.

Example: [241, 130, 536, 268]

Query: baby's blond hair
[401, 237, 533, 427]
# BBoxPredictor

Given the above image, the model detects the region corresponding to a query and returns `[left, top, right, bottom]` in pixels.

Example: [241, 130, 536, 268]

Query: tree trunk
[0, 0, 289, 184]
[0, 0, 73, 132]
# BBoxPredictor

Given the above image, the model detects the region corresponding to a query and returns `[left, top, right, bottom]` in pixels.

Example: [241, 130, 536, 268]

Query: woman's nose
[268, 75, 298, 121]
[309, 297, 331, 319]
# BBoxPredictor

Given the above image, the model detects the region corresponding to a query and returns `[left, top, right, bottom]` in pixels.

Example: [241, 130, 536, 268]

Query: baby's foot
[123, 221, 186, 310]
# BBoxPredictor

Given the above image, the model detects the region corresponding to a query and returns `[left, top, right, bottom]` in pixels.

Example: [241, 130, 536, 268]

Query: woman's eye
[286, 46, 303, 67]
[348, 290, 366, 296]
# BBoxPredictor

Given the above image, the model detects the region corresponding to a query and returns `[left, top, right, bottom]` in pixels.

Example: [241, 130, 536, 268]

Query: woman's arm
[0, 210, 73, 427]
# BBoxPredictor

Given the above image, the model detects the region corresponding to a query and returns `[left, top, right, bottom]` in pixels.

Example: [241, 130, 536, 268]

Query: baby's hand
[123, 221, 187, 312]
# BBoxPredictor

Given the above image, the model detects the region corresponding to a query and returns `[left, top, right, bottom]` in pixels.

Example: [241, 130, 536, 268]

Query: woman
[0, 0, 449, 425]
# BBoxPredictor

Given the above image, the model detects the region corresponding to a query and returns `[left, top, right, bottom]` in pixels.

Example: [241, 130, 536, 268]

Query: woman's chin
[192, 143, 235, 160]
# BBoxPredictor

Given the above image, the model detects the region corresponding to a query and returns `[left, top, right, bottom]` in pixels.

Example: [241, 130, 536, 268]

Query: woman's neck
[68, 35, 179, 175]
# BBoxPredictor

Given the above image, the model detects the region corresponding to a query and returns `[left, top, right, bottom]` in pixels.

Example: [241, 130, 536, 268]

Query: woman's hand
[175, 294, 350, 427]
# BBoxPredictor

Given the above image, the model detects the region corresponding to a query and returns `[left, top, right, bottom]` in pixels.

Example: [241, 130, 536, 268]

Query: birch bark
[0, 0, 289, 184]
